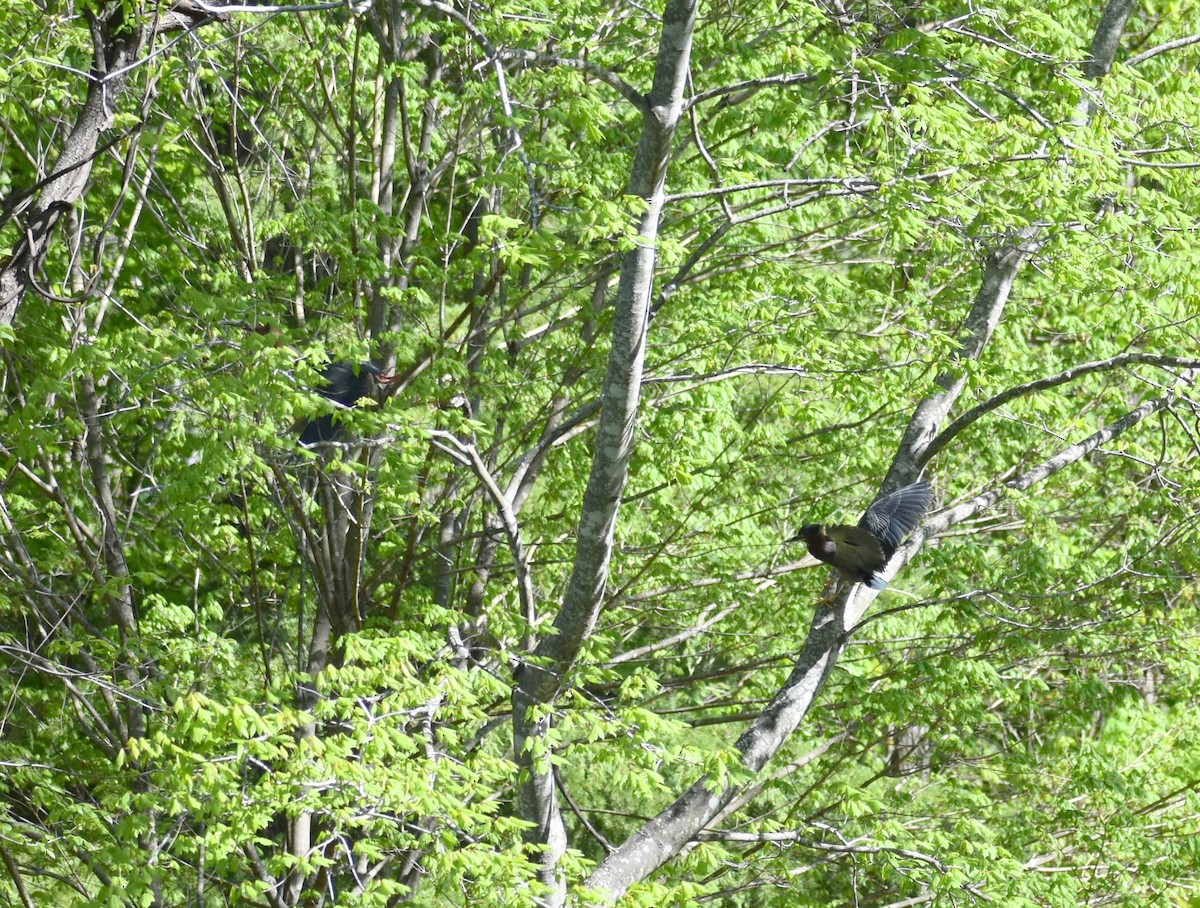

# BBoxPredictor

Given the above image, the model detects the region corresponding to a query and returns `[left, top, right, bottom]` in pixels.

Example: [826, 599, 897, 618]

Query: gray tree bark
[0, 6, 223, 325]
[582, 1, 1140, 899]
[510, 0, 698, 903]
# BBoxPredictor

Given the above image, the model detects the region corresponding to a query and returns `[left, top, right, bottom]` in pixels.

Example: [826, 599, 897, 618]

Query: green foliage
[2, 0, 1200, 905]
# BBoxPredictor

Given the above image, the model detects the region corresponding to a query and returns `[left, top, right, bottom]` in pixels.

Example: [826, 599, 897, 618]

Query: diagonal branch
[915, 389, 1184, 545]
[1127, 33, 1200, 66]
[918, 353, 1200, 468]
[496, 48, 648, 113]
[584, 385, 1181, 903]
[882, 233, 1040, 491]
[429, 430, 537, 628]
[684, 71, 817, 109]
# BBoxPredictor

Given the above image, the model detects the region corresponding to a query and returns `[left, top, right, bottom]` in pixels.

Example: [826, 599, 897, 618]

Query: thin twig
[429, 431, 538, 628]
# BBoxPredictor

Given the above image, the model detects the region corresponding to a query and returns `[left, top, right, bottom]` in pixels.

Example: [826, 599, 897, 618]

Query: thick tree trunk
[510, 0, 698, 903]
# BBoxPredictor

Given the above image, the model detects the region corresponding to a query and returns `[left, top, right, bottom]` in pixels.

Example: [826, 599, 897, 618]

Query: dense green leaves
[1, 0, 1199, 905]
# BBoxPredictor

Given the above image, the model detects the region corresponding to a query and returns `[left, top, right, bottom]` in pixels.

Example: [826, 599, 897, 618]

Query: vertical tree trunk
[510, 0, 698, 903]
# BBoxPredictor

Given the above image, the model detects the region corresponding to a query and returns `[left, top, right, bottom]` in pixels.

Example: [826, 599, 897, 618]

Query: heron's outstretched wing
[858, 481, 933, 559]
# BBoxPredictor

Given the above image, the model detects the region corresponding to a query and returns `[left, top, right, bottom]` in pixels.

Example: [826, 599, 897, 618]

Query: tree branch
[0, 841, 36, 908]
[684, 71, 817, 109]
[1127, 33, 1200, 66]
[496, 48, 648, 113]
[919, 353, 1200, 468]
[916, 389, 1183, 544]
[882, 233, 1039, 492]
[76, 373, 143, 737]
[695, 829, 949, 873]
[429, 431, 537, 628]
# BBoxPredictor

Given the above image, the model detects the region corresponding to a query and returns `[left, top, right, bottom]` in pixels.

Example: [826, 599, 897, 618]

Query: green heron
[790, 481, 933, 590]
[299, 361, 397, 446]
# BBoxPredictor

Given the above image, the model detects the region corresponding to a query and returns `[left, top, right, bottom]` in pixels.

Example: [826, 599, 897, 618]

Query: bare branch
[602, 604, 737, 667]
[496, 48, 648, 113]
[504, 400, 602, 505]
[666, 175, 879, 203]
[429, 431, 537, 628]
[883, 233, 1040, 491]
[0, 841, 36, 908]
[684, 71, 817, 109]
[917, 390, 1182, 544]
[695, 829, 949, 873]
[919, 353, 1200, 468]
[189, 0, 339, 11]
[407, 0, 646, 114]
[1127, 33, 1200, 66]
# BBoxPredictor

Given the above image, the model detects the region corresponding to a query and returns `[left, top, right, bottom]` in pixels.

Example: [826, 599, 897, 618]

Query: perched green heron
[790, 481, 933, 590]
[299, 361, 398, 446]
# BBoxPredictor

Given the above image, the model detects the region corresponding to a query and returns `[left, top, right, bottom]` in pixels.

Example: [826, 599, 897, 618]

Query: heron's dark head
[361, 361, 400, 386]
[789, 523, 824, 544]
